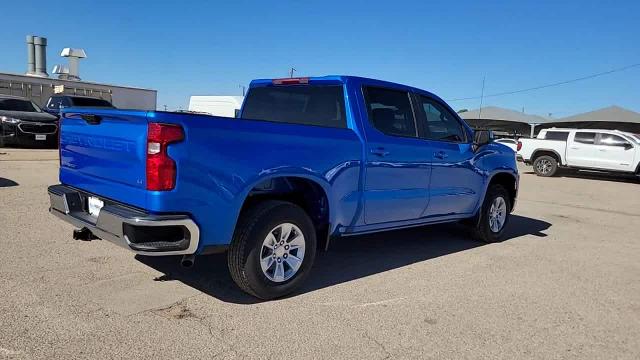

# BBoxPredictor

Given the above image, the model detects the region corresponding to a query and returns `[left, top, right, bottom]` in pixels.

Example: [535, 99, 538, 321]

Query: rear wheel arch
[531, 149, 562, 165]
[237, 175, 332, 246]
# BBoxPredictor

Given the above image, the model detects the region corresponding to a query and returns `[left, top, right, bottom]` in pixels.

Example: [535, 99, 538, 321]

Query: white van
[188, 96, 244, 118]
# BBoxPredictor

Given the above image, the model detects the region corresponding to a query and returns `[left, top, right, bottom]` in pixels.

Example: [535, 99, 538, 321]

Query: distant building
[1, 35, 156, 110]
[538, 106, 640, 134]
[460, 105, 640, 137]
[0, 71, 157, 110]
[460, 106, 551, 137]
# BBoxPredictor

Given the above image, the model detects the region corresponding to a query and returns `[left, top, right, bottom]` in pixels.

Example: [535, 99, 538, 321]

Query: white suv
[517, 128, 640, 177]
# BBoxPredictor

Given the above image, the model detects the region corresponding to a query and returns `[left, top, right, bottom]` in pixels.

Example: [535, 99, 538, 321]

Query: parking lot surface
[1, 149, 639, 359]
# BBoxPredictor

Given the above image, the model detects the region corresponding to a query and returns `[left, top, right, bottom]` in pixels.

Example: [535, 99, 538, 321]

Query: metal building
[0, 35, 157, 110]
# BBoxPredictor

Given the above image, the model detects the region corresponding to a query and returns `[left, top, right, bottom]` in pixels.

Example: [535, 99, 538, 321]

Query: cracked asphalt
[1, 148, 639, 359]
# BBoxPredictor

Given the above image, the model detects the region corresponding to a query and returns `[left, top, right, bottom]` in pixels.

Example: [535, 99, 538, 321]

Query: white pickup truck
[517, 128, 640, 177]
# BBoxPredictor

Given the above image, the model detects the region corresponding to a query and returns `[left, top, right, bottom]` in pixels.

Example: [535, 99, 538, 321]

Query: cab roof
[249, 75, 445, 104]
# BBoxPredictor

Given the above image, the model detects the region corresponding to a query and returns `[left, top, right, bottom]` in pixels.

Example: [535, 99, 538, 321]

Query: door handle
[434, 151, 448, 159]
[81, 114, 102, 125]
[599, 149, 606, 152]
[370, 148, 390, 157]
[570, 147, 579, 150]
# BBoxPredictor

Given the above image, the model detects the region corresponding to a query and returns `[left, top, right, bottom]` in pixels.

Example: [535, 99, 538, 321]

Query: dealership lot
[1, 149, 638, 359]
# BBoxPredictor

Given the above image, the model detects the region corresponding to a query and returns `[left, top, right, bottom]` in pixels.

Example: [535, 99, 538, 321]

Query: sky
[1, 0, 638, 117]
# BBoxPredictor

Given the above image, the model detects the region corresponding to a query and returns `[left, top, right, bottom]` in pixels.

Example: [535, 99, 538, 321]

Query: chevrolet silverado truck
[48, 76, 519, 299]
[517, 128, 640, 177]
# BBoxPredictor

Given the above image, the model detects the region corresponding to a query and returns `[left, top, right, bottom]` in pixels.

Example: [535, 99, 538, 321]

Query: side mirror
[624, 142, 634, 150]
[473, 130, 493, 151]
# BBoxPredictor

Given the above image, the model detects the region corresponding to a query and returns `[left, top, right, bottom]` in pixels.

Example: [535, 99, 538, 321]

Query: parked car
[44, 95, 115, 117]
[0, 95, 58, 147]
[494, 138, 519, 152]
[517, 128, 640, 177]
[48, 75, 519, 299]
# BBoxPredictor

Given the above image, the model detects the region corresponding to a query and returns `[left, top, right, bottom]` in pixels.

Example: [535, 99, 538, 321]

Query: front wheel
[228, 200, 317, 300]
[470, 184, 511, 243]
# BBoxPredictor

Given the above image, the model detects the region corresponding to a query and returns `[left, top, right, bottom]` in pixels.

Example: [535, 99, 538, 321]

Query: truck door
[566, 131, 598, 167]
[592, 133, 636, 171]
[359, 86, 433, 224]
[414, 94, 482, 217]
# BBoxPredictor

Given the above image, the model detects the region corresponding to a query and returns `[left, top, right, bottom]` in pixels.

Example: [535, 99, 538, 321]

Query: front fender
[471, 144, 519, 215]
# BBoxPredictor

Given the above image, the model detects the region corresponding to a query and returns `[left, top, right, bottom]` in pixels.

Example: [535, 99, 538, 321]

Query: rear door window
[241, 85, 346, 128]
[574, 132, 596, 144]
[363, 87, 417, 138]
[544, 131, 569, 141]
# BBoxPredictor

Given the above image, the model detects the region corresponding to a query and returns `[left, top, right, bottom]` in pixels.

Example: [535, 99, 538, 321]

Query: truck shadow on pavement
[136, 215, 551, 304]
[0, 177, 19, 187]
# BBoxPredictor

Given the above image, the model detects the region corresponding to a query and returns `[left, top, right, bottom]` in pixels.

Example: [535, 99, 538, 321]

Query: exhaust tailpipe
[181, 254, 195, 268]
[73, 227, 97, 241]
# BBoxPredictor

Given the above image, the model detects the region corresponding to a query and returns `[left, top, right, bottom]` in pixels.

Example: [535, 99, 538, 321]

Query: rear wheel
[470, 184, 511, 243]
[228, 200, 317, 300]
[533, 155, 558, 177]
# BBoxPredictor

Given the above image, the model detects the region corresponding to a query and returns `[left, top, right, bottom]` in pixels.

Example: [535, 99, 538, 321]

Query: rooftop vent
[52, 64, 70, 80]
[60, 48, 87, 81]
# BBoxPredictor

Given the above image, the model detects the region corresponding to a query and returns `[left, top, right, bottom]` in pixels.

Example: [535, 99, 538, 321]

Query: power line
[447, 62, 640, 102]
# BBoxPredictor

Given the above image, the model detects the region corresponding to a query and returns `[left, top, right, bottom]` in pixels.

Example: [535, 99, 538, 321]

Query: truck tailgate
[59, 109, 149, 208]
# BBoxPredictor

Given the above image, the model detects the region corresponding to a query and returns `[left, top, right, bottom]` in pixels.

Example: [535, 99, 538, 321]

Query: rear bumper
[48, 184, 200, 256]
[516, 154, 531, 165]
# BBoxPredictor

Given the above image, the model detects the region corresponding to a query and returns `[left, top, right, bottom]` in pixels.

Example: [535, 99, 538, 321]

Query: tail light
[516, 141, 522, 151]
[146, 123, 184, 191]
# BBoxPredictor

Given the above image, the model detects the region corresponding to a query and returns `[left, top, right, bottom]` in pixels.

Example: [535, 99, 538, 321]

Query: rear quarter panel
[518, 138, 566, 163]
[146, 112, 363, 250]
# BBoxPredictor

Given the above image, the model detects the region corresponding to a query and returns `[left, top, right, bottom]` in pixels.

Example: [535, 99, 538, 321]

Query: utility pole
[163, 104, 168, 111]
[478, 77, 486, 120]
[239, 85, 246, 96]
[289, 67, 296, 78]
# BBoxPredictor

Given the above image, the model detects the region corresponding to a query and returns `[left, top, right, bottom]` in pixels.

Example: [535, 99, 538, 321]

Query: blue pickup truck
[48, 75, 518, 299]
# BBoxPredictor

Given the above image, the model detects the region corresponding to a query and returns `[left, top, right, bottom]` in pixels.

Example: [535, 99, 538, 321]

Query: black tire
[470, 184, 511, 243]
[227, 200, 317, 300]
[533, 155, 558, 177]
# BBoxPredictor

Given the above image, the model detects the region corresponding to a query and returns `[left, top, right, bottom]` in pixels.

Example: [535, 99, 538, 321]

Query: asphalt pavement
[1, 149, 638, 359]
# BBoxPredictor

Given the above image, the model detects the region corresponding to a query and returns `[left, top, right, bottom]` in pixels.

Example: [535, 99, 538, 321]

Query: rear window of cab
[241, 85, 346, 128]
